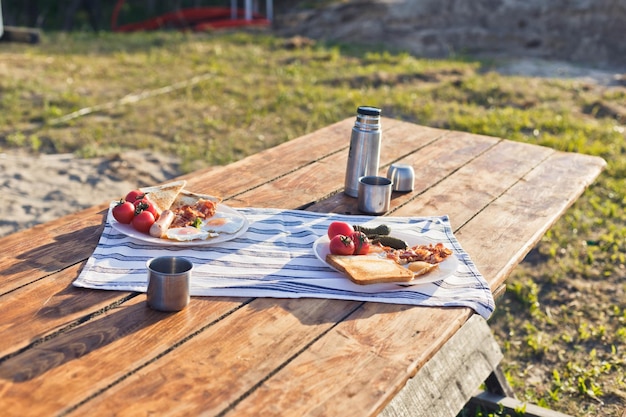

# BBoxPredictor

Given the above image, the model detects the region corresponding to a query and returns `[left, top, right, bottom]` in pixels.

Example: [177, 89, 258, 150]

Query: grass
[1, 30, 625, 416]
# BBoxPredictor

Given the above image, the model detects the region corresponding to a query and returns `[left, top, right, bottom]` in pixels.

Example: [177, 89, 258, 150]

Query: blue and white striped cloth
[74, 208, 495, 319]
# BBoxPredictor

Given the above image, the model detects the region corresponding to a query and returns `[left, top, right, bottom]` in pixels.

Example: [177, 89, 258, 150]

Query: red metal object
[111, 1, 269, 32]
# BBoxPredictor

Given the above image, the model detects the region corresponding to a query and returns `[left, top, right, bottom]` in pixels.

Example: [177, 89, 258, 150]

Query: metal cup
[387, 163, 415, 192]
[357, 176, 392, 215]
[146, 256, 192, 312]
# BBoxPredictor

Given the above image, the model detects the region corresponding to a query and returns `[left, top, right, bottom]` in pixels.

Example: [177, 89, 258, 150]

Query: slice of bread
[326, 254, 414, 285]
[140, 180, 187, 215]
[170, 190, 222, 210]
[408, 261, 439, 277]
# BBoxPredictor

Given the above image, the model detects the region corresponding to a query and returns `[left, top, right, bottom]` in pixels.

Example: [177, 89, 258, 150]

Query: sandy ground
[0, 150, 181, 237]
[0, 58, 623, 239]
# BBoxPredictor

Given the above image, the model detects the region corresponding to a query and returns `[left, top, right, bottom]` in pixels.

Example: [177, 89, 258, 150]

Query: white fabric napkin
[74, 208, 495, 319]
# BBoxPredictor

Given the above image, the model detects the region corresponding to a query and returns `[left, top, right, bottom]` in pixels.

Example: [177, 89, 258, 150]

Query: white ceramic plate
[313, 230, 459, 285]
[109, 203, 249, 246]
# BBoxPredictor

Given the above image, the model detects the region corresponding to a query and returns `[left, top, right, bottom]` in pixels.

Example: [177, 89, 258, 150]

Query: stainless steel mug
[387, 163, 415, 192]
[357, 176, 392, 215]
[146, 256, 192, 312]
[344, 106, 382, 197]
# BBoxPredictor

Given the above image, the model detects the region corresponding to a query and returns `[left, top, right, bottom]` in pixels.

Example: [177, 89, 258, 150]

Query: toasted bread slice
[326, 254, 414, 285]
[140, 180, 187, 215]
[408, 261, 439, 277]
[170, 190, 222, 210]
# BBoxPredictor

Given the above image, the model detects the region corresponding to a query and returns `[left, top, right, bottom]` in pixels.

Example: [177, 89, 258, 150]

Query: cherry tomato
[125, 189, 145, 203]
[134, 198, 159, 219]
[112, 200, 135, 224]
[327, 221, 354, 239]
[350, 231, 370, 255]
[329, 235, 355, 256]
[132, 210, 156, 234]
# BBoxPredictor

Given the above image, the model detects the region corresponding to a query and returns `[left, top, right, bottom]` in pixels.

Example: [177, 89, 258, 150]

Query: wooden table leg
[379, 314, 574, 417]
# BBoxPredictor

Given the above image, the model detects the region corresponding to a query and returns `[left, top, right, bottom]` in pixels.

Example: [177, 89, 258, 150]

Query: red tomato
[112, 200, 135, 224]
[134, 198, 159, 219]
[350, 231, 370, 255]
[132, 210, 155, 234]
[125, 189, 145, 203]
[329, 235, 355, 256]
[327, 221, 354, 239]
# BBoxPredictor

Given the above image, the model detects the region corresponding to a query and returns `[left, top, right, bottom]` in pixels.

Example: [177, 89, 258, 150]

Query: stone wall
[274, 0, 626, 69]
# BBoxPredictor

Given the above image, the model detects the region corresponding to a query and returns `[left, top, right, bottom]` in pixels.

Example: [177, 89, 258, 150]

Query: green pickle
[371, 235, 408, 250]
[352, 224, 391, 237]
[352, 224, 408, 249]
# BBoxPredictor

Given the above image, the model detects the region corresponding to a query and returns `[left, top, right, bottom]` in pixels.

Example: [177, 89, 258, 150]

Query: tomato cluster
[327, 221, 370, 256]
[112, 189, 159, 233]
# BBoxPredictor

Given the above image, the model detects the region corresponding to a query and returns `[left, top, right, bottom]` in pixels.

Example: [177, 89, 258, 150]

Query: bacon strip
[384, 242, 452, 265]
[170, 198, 218, 228]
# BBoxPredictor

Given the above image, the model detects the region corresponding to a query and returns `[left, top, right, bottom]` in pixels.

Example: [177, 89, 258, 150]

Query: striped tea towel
[74, 208, 495, 319]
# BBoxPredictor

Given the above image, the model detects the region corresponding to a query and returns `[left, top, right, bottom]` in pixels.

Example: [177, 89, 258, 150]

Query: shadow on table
[0, 294, 158, 383]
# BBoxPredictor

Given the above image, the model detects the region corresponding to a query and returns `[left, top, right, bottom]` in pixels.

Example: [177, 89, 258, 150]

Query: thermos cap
[357, 106, 381, 117]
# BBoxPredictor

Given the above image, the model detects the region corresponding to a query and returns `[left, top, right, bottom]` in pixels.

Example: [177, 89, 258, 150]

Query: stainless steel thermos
[344, 106, 382, 197]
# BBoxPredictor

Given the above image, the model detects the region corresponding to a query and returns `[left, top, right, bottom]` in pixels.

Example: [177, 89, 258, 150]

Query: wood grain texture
[227, 306, 471, 417]
[65, 298, 365, 416]
[380, 314, 502, 417]
[0, 295, 247, 417]
[0, 118, 605, 417]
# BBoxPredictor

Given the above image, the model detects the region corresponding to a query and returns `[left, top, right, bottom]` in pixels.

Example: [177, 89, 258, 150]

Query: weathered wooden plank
[62, 298, 364, 416]
[0, 295, 248, 417]
[379, 314, 502, 417]
[0, 263, 132, 358]
[223, 306, 472, 417]
[391, 138, 556, 227]
[0, 206, 108, 293]
[455, 150, 606, 291]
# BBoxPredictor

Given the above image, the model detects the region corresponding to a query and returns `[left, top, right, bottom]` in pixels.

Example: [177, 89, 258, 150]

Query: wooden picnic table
[0, 117, 605, 416]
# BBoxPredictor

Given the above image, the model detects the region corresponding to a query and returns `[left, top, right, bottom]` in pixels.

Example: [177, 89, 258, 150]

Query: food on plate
[149, 209, 175, 238]
[132, 210, 156, 234]
[204, 212, 247, 234]
[112, 180, 246, 242]
[352, 224, 391, 237]
[124, 189, 145, 203]
[165, 226, 212, 241]
[327, 221, 354, 239]
[350, 231, 370, 255]
[112, 200, 136, 224]
[140, 180, 187, 215]
[329, 235, 356, 255]
[384, 242, 453, 265]
[133, 197, 159, 220]
[408, 261, 439, 277]
[169, 198, 218, 229]
[326, 254, 414, 285]
[351, 223, 407, 249]
[370, 235, 408, 250]
[324, 222, 454, 285]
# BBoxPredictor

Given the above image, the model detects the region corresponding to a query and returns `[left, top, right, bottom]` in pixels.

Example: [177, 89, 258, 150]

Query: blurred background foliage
[1, 0, 305, 32]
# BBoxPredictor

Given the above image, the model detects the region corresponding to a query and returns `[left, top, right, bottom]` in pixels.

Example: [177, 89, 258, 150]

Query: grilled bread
[140, 180, 187, 215]
[170, 190, 222, 210]
[326, 254, 414, 285]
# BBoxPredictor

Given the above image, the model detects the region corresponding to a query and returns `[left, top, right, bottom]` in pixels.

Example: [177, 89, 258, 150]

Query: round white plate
[109, 203, 249, 246]
[313, 230, 459, 285]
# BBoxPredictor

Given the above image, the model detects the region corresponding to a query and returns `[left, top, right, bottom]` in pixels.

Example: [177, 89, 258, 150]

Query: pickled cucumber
[352, 224, 391, 237]
[371, 235, 408, 250]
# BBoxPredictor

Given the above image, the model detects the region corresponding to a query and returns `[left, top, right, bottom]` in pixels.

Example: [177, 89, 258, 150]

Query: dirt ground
[0, 149, 181, 237]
